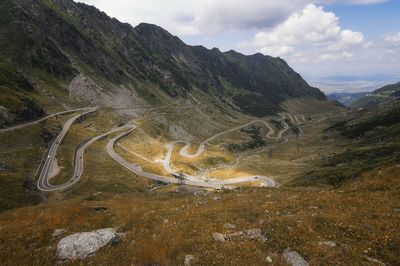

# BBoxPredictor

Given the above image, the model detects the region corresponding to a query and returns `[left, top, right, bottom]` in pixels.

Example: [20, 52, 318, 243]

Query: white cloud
[385, 32, 400, 46]
[318, 51, 354, 61]
[78, 0, 311, 36]
[76, 0, 399, 80]
[241, 4, 366, 60]
[191, 0, 311, 34]
[260, 46, 294, 57]
[328, 30, 364, 50]
[77, 0, 387, 37]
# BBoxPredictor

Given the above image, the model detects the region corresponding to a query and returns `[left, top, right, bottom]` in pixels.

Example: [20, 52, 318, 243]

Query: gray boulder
[282, 249, 309, 266]
[184, 254, 195, 265]
[52, 228, 66, 238]
[318, 241, 337, 247]
[56, 228, 120, 260]
[212, 232, 226, 242]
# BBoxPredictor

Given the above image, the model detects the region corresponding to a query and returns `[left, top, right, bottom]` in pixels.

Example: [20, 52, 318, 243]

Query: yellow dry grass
[0, 167, 398, 265]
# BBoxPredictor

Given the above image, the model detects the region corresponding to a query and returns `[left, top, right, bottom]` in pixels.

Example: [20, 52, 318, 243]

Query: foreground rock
[212, 228, 267, 243]
[56, 228, 120, 260]
[52, 228, 66, 238]
[282, 249, 309, 266]
[364, 256, 386, 265]
[184, 254, 195, 265]
[318, 241, 337, 247]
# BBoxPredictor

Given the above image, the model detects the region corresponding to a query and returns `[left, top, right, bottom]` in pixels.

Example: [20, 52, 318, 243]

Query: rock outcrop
[212, 228, 267, 243]
[282, 249, 309, 266]
[56, 228, 120, 260]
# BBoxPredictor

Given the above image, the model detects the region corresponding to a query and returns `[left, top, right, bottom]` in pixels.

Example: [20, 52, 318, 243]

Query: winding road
[176, 117, 291, 160]
[106, 126, 276, 189]
[34, 108, 315, 191]
[163, 117, 290, 178]
[37, 107, 97, 191]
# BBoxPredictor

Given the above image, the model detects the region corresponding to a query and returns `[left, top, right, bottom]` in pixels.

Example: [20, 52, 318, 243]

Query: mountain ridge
[0, 0, 327, 128]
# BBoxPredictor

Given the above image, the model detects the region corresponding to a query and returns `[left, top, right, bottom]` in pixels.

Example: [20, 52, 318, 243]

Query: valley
[0, 0, 399, 265]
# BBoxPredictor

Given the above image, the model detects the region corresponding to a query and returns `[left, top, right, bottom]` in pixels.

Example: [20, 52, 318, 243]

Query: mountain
[351, 81, 400, 108]
[2, 1, 400, 265]
[0, 0, 325, 128]
[327, 91, 368, 106]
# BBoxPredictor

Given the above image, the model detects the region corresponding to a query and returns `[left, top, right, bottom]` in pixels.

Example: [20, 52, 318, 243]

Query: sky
[77, 0, 400, 93]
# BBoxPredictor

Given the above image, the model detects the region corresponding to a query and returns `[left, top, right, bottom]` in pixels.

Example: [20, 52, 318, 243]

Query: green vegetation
[227, 126, 266, 152]
[297, 144, 400, 187]
[294, 105, 400, 187]
[0, 117, 62, 210]
[351, 81, 400, 108]
[330, 105, 400, 138]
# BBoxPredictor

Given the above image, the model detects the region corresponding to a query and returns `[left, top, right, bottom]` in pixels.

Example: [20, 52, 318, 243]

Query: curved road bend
[163, 118, 290, 183]
[38, 123, 130, 191]
[294, 114, 306, 124]
[107, 127, 276, 189]
[162, 114, 313, 183]
[0, 107, 94, 133]
[37, 112, 299, 191]
[37, 107, 97, 191]
[178, 118, 290, 159]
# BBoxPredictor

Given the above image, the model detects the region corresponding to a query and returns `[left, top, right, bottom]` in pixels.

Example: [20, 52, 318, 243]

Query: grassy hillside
[351, 82, 400, 108]
[293, 105, 400, 186]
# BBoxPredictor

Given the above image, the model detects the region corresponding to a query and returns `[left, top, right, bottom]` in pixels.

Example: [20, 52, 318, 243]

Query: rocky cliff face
[0, 0, 326, 124]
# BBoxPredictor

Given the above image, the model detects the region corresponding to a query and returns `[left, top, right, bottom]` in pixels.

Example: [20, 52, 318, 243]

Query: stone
[213, 228, 266, 243]
[196, 199, 207, 206]
[242, 228, 267, 242]
[266, 256, 273, 263]
[56, 228, 120, 260]
[184, 254, 195, 265]
[52, 229, 66, 238]
[318, 241, 337, 247]
[0, 162, 11, 171]
[223, 223, 237, 230]
[282, 249, 309, 266]
[364, 256, 386, 265]
[212, 232, 226, 242]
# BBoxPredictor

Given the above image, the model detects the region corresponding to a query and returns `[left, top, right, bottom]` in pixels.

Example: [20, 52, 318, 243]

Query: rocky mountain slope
[0, 0, 325, 128]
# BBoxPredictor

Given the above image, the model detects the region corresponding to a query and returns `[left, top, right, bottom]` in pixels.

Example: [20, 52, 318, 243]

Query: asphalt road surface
[106, 126, 276, 189]
[37, 107, 97, 191]
[35, 111, 313, 191]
